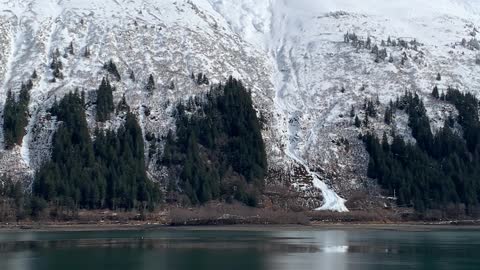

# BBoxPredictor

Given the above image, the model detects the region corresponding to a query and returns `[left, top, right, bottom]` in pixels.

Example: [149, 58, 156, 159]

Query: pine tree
[364, 114, 369, 127]
[366, 36, 372, 49]
[366, 100, 377, 118]
[146, 74, 155, 92]
[50, 56, 64, 79]
[354, 116, 361, 128]
[196, 73, 203, 85]
[68, 41, 74, 55]
[389, 54, 394, 63]
[25, 80, 33, 91]
[436, 72, 442, 81]
[54, 48, 61, 58]
[117, 94, 130, 112]
[104, 59, 121, 81]
[96, 77, 114, 122]
[202, 74, 209, 85]
[84, 47, 91, 58]
[384, 107, 393, 125]
[432, 85, 439, 99]
[53, 65, 63, 79]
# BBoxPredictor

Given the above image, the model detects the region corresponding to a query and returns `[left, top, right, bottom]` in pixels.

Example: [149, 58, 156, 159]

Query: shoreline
[1, 221, 480, 233]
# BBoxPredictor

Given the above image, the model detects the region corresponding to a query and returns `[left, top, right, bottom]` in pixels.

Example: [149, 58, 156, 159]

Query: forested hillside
[365, 88, 480, 214]
[0, 76, 267, 220]
[162, 77, 267, 206]
[33, 91, 161, 211]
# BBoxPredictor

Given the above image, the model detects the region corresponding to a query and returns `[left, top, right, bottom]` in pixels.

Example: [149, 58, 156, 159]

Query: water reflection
[0, 229, 479, 270]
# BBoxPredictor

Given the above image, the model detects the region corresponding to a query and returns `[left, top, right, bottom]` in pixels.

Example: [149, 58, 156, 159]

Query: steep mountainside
[211, 0, 480, 210]
[0, 0, 277, 192]
[1, 0, 480, 211]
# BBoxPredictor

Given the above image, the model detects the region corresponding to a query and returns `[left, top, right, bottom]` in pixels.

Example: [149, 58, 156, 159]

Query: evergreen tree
[432, 85, 439, 99]
[196, 73, 203, 85]
[96, 77, 114, 122]
[366, 36, 372, 49]
[50, 56, 64, 79]
[354, 116, 361, 128]
[146, 74, 155, 92]
[117, 94, 130, 112]
[104, 59, 121, 81]
[364, 114, 370, 127]
[389, 54, 394, 63]
[68, 41, 74, 55]
[384, 107, 393, 125]
[84, 47, 91, 58]
[54, 48, 61, 58]
[365, 100, 377, 118]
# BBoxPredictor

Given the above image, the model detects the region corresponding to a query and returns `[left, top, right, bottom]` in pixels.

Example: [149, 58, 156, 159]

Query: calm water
[0, 227, 479, 270]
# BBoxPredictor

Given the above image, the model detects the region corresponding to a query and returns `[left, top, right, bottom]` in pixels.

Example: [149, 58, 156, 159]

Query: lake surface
[0, 227, 479, 270]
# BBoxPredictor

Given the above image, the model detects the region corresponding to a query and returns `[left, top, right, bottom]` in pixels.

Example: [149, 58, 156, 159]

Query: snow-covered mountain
[1, 0, 479, 211]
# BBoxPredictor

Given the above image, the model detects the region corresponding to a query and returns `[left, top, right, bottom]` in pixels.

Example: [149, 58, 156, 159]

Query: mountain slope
[1, 0, 480, 211]
[210, 0, 480, 209]
[0, 0, 279, 194]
